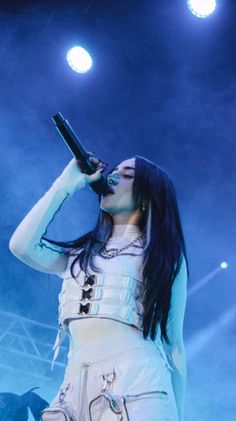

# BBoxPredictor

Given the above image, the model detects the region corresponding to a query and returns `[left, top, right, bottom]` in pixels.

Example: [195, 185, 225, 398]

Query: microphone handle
[51, 112, 111, 195]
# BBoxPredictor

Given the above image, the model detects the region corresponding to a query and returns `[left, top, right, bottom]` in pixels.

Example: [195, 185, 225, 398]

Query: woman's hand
[53, 156, 107, 196]
[85, 156, 107, 185]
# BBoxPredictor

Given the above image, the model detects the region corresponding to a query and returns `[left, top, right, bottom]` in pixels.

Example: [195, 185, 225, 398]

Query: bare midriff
[68, 317, 137, 350]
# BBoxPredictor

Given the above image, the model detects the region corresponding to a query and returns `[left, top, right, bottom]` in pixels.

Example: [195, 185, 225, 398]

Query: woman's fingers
[70, 155, 108, 185]
[88, 155, 99, 164]
[87, 152, 99, 166]
[85, 168, 104, 185]
[88, 155, 109, 168]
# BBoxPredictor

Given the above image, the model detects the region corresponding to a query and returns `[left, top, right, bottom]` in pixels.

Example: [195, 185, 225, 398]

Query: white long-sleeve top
[9, 170, 187, 375]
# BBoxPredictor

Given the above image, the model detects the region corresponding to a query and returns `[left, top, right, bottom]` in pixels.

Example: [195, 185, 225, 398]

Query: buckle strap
[63, 274, 140, 289]
[51, 325, 66, 370]
[60, 303, 142, 326]
[60, 288, 136, 306]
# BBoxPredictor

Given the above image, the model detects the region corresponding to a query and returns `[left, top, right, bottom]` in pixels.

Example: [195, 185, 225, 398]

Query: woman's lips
[102, 187, 115, 197]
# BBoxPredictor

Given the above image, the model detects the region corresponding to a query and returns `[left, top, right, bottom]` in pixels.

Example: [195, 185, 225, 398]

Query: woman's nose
[107, 172, 120, 186]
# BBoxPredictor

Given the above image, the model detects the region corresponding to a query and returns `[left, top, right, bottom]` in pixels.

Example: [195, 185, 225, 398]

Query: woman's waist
[68, 317, 138, 350]
[66, 318, 173, 373]
[67, 318, 160, 366]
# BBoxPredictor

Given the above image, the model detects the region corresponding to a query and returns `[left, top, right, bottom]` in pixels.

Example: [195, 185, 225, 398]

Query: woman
[9, 155, 188, 421]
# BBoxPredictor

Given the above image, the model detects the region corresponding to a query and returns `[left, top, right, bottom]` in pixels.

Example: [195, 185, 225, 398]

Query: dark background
[0, 1, 235, 419]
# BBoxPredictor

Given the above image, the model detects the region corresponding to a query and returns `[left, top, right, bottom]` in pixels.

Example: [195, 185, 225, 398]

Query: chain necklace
[99, 235, 144, 259]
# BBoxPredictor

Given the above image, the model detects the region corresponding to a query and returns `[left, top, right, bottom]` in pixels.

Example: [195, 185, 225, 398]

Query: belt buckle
[78, 302, 91, 314]
[122, 276, 135, 289]
[84, 274, 97, 287]
[81, 288, 93, 301]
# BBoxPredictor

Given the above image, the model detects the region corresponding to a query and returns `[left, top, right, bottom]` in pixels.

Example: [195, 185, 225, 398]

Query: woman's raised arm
[9, 159, 103, 276]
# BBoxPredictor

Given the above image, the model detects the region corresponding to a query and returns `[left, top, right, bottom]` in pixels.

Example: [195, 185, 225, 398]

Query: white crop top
[58, 226, 145, 331]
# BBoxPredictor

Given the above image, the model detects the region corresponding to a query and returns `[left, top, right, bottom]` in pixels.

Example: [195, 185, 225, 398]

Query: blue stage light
[66, 46, 93, 74]
[220, 262, 228, 269]
[187, 0, 216, 18]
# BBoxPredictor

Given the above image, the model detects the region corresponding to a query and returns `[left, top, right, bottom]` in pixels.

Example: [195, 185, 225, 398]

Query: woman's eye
[123, 175, 133, 179]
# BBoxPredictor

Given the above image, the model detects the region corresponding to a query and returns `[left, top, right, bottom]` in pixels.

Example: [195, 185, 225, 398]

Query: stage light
[220, 262, 228, 269]
[187, 0, 216, 18]
[66, 46, 93, 73]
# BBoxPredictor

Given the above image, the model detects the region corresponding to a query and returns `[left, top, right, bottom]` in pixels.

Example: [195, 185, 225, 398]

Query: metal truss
[0, 310, 67, 379]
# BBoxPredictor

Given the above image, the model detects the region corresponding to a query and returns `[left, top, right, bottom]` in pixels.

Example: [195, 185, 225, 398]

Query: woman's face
[100, 158, 136, 216]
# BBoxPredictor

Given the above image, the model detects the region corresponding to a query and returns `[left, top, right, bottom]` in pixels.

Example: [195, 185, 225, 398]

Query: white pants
[41, 328, 178, 421]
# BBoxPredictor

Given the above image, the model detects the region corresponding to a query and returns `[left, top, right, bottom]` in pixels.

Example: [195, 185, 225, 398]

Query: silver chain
[99, 235, 144, 259]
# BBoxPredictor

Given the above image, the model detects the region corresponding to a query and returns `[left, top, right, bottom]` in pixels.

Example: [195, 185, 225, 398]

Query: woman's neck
[111, 207, 142, 226]
[111, 223, 141, 238]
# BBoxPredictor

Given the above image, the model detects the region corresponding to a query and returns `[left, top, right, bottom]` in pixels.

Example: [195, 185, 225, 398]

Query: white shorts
[41, 328, 178, 421]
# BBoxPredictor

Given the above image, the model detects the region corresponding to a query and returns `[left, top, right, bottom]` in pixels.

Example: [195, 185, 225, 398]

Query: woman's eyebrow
[113, 166, 135, 171]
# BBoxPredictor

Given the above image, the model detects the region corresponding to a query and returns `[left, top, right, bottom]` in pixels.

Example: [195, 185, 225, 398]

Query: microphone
[51, 112, 113, 196]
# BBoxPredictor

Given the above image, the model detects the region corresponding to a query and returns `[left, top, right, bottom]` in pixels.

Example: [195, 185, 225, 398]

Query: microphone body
[52, 112, 111, 196]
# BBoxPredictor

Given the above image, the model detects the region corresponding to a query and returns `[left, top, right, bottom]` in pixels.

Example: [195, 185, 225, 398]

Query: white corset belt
[58, 273, 144, 330]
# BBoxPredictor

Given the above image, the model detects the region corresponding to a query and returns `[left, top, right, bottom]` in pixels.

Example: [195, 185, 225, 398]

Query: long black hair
[44, 155, 188, 344]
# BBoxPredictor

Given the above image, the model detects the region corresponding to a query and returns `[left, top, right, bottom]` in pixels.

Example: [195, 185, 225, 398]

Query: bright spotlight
[187, 0, 216, 18]
[220, 262, 228, 269]
[66, 46, 93, 74]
